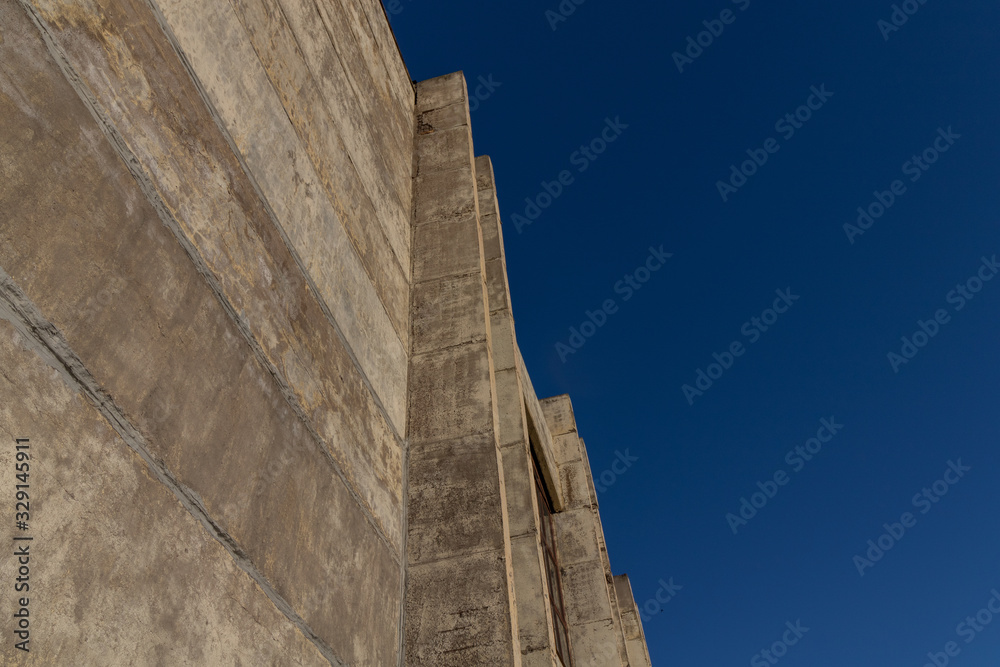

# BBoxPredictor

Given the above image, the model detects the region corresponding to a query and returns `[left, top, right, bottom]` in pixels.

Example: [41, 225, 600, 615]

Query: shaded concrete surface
[0, 0, 654, 662]
[403, 73, 520, 666]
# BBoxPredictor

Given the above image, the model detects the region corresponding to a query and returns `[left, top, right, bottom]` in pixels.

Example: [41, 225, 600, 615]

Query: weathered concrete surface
[354, 0, 413, 112]
[540, 395, 578, 439]
[405, 72, 521, 667]
[541, 396, 627, 667]
[615, 575, 654, 667]
[1, 0, 654, 659]
[592, 471, 633, 667]
[519, 354, 564, 511]
[276, 0, 414, 210]
[152, 0, 412, 433]
[0, 2, 401, 662]
[11, 0, 407, 551]
[0, 318, 329, 665]
[478, 155, 561, 666]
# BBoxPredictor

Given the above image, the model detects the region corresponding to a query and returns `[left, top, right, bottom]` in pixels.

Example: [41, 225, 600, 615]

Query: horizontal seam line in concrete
[411, 270, 484, 287]
[310, 0, 413, 166]
[510, 528, 540, 540]
[419, 121, 467, 132]
[407, 545, 507, 568]
[416, 102, 467, 115]
[412, 163, 472, 178]
[571, 616, 620, 628]
[26, 0, 401, 566]
[145, 0, 409, 436]
[236, 0, 412, 343]
[412, 336, 489, 357]
[411, 209, 480, 227]
[407, 431, 497, 451]
[260, 0, 412, 279]
[144, 0, 408, 436]
[0, 267, 345, 667]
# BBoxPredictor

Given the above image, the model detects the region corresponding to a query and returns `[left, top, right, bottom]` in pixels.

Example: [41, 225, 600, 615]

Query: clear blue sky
[386, 1, 1000, 664]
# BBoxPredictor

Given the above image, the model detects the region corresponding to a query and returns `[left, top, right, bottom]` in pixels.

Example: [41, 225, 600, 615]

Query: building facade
[0, 0, 652, 664]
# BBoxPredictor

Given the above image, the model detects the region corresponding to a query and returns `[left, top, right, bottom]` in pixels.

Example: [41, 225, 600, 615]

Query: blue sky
[387, 1, 1000, 664]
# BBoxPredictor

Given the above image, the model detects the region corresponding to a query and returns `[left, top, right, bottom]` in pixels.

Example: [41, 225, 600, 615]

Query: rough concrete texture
[518, 356, 564, 511]
[579, 438, 631, 666]
[404, 72, 521, 667]
[540, 395, 579, 438]
[0, 318, 328, 666]
[541, 397, 629, 666]
[615, 575, 654, 667]
[593, 482, 633, 666]
[475, 156, 513, 316]
[1, 1, 402, 662]
[149, 0, 413, 433]
[478, 157, 562, 666]
[0, 0, 653, 660]
[10, 0, 407, 552]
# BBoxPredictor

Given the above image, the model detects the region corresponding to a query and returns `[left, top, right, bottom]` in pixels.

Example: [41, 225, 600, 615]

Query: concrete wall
[0, 0, 652, 663]
[404, 72, 521, 667]
[541, 396, 629, 667]
[615, 575, 654, 667]
[150, 0, 414, 434]
[476, 156, 563, 667]
[1, 0, 409, 663]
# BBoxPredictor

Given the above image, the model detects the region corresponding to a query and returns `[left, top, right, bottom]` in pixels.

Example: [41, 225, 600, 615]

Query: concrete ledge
[541, 394, 578, 437]
[412, 214, 486, 283]
[614, 574, 654, 667]
[519, 351, 564, 511]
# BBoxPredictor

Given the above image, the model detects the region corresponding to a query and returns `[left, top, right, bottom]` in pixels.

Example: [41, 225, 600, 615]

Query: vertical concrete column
[405, 72, 521, 666]
[540, 396, 627, 666]
[476, 155, 560, 667]
[614, 575, 654, 667]
[593, 498, 633, 666]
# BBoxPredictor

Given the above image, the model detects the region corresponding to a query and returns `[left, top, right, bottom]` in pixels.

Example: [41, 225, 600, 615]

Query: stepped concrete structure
[0, 0, 652, 664]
